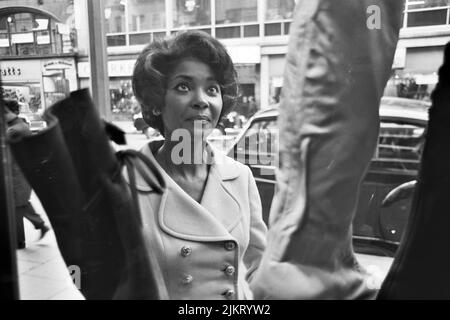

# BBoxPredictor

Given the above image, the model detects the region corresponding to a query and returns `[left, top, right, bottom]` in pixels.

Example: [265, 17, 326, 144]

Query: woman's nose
[191, 89, 209, 109]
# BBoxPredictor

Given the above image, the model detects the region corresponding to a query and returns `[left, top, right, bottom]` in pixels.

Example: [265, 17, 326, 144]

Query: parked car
[226, 97, 430, 258]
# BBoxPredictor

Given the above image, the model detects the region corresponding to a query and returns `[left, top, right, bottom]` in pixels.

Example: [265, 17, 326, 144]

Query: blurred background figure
[4, 99, 50, 249]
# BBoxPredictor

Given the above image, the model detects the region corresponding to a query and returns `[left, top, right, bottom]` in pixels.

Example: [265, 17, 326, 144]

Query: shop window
[128, 0, 166, 31]
[110, 79, 140, 120]
[265, 0, 296, 21]
[173, 0, 211, 28]
[215, 0, 257, 24]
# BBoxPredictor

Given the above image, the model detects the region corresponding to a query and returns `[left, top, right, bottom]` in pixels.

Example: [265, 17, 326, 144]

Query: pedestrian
[248, 96, 257, 117]
[4, 99, 50, 249]
[130, 30, 267, 299]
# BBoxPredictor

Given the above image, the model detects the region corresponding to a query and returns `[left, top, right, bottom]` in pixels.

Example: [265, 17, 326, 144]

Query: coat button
[224, 241, 236, 251]
[180, 246, 192, 257]
[182, 275, 193, 285]
[224, 289, 235, 299]
[224, 265, 235, 276]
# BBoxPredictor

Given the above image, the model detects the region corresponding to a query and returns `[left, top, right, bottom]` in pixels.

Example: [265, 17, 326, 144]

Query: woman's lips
[187, 115, 211, 121]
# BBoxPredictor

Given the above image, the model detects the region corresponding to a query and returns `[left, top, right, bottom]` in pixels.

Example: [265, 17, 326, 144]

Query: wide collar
[125, 139, 243, 241]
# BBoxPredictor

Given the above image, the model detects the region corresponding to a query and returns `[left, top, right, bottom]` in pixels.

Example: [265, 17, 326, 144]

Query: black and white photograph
[1, 0, 450, 307]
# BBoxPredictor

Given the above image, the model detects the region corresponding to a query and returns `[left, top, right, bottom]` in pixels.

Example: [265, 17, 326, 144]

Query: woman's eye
[207, 86, 220, 95]
[175, 83, 189, 92]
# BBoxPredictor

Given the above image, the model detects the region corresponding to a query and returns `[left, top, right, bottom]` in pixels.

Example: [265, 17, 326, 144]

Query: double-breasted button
[224, 265, 235, 276]
[182, 275, 193, 285]
[224, 289, 235, 299]
[224, 241, 236, 251]
[180, 246, 192, 257]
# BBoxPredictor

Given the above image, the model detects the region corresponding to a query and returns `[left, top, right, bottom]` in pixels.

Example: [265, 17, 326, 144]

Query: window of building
[215, 0, 257, 24]
[105, 0, 126, 33]
[128, 0, 166, 31]
[0, 11, 72, 56]
[264, 0, 295, 36]
[173, 0, 211, 28]
[265, 0, 296, 21]
[405, 0, 450, 27]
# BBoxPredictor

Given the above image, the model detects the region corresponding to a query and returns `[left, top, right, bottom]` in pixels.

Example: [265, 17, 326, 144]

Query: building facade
[2, 0, 449, 120]
[75, 0, 296, 120]
[0, 0, 78, 115]
[388, 0, 450, 101]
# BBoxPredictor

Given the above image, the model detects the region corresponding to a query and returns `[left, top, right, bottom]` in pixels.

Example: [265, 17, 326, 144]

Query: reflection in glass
[173, 0, 211, 28]
[128, 0, 166, 31]
[215, 0, 257, 24]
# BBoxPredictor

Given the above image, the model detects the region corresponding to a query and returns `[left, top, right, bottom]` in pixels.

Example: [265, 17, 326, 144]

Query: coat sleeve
[243, 166, 267, 282]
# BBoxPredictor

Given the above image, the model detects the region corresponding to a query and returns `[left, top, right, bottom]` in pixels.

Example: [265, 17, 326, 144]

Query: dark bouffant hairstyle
[132, 30, 239, 135]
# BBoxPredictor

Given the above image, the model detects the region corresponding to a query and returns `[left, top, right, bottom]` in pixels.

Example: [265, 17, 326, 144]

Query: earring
[152, 108, 161, 116]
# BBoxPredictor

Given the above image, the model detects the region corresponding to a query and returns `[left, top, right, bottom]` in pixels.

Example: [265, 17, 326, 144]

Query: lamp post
[6, 16, 13, 55]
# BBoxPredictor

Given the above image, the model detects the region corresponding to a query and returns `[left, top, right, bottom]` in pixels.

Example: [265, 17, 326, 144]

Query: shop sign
[0, 60, 41, 81]
[77, 60, 136, 78]
[43, 59, 74, 71]
[11, 32, 34, 44]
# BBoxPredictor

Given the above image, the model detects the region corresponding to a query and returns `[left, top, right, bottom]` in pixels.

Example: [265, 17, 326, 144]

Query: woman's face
[162, 58, 223, 139]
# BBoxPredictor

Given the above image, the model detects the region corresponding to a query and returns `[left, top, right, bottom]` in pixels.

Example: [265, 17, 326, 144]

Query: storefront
[0, 56, 77, 114]
[385, 45, 444, 101]
[78, 59, 139, 120]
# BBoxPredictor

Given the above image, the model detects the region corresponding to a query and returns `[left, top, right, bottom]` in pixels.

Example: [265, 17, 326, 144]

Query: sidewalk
[17, 193, 84, 300]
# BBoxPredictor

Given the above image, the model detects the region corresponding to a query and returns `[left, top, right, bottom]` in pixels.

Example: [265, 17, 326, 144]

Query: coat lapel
[135, 142, 243, 242]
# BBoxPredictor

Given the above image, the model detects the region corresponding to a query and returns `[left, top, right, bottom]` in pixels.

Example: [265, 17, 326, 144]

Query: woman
[130, 30, 267, 300]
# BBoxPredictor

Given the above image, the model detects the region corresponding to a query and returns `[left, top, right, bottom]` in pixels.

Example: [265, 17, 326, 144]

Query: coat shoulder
[212, 150, 251, 181]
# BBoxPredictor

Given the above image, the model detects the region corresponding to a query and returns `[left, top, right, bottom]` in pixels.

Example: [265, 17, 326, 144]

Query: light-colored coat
[126, 140, 267, 300]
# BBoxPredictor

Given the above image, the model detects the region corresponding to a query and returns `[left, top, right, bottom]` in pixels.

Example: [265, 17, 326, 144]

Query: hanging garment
[249, 0, 403, 299]
[8, 89, 168, 299]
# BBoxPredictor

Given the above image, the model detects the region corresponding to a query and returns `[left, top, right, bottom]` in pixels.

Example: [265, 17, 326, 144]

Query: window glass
[264, 23, 281, 36]
[265, 0, 296, 21]
[215, 0, 257, 24]
[406, 0, 450, 10]
[407, 9, 448, 26]
[173, 0, 211, 28]
[10, 13, 33, 33]
[244, 24, 259, 37]
[129, 33, 150, 45]
[215, 26, 240, 39]
[128, 0, 166, 31]
[105, 0, 126, 33]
